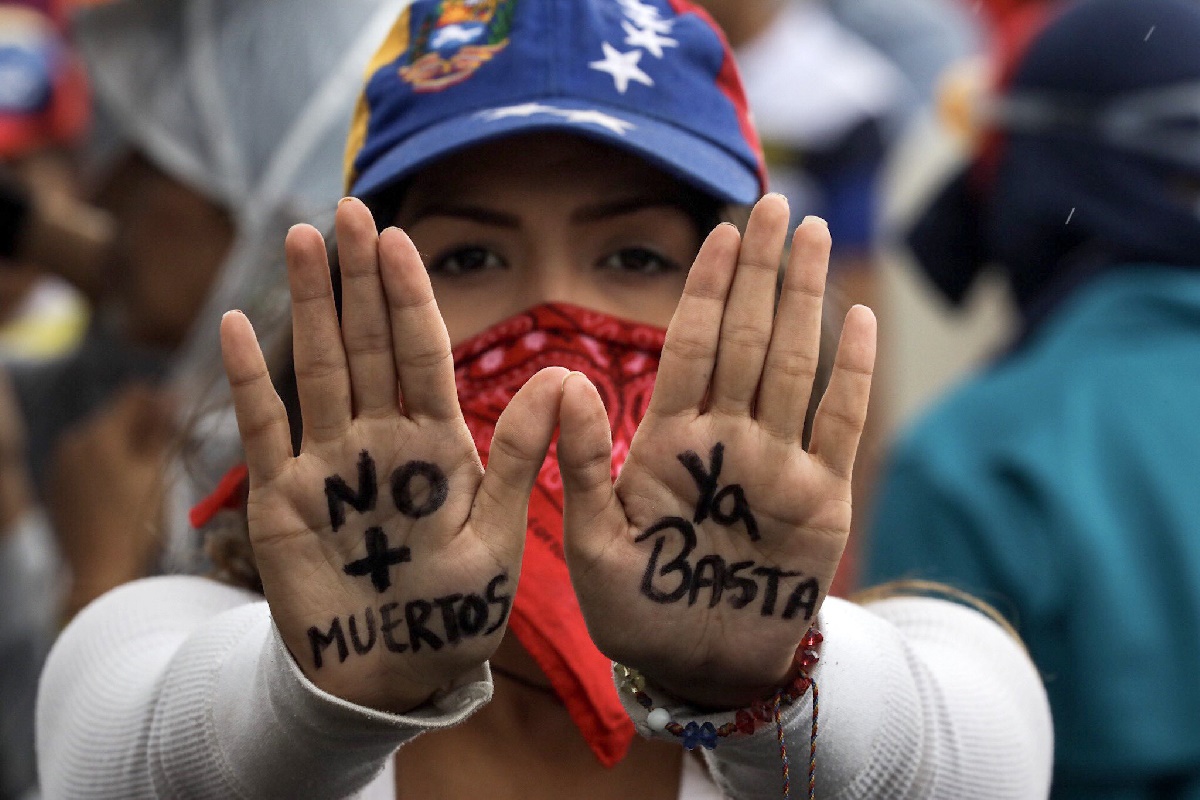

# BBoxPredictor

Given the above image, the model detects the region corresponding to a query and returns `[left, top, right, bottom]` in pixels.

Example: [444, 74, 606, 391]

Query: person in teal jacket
[866, 1, 1200, 797]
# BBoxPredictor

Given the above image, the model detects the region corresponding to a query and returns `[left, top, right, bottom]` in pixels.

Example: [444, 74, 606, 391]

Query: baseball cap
[0, 1, 88, 157]
[345, 0, 767, 205]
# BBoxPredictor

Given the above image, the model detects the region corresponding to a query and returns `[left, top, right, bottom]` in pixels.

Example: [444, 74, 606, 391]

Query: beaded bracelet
[615, 626, 822, 800]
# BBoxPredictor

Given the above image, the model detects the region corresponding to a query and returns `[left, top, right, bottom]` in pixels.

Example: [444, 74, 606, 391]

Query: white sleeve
[622, 596, 1053, 800]
[36, 575, 492, 799]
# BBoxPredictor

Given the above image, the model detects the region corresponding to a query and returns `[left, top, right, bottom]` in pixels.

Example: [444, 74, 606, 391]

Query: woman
[37, 1, 1052, 798]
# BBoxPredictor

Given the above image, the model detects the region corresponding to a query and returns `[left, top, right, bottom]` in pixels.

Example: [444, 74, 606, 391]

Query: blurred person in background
[2, 0, 403, 797]
[866, 1, 1200, 796]
[0, 3, 98, 798]
[695, 0, 903, 286]
[0, 0, 99, 364]
[9, 0, 407, 619]
[825, 0, 980, 122]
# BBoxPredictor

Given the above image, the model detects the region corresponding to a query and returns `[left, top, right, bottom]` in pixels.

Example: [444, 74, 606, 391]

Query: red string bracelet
[615, 626, 822, 800]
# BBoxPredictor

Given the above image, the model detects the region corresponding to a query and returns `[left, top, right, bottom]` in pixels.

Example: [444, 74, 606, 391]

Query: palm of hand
[247, 418, 511, 708]
[222, 200, 563, 713]
[605, 423, 847, 685]
[560, 198, 875, 708]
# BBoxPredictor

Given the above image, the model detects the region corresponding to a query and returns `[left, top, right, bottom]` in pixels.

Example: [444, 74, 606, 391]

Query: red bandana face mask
[453, 302, 664, 767]
[192, 302, 664, 767]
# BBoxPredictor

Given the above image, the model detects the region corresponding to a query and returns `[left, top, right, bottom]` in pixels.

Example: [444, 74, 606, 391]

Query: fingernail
[338, 197, 355, 207]
[562, 371, 587, 391]
[802, 215, 828, 227]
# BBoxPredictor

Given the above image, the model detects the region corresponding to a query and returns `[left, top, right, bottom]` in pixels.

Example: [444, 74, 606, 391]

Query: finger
[558, 371, 625, 563]
[287, 224, 352, 445]
[756, 217, 831, 440]
[809, 305, 877, 480]
[220, 311, 293, 484]
[335, 198, 399, 417]
[472, 366, 568, 555]
[377, 226, 460, 421]
[709, 194, 791, 415]
[645, 223, 741, 418]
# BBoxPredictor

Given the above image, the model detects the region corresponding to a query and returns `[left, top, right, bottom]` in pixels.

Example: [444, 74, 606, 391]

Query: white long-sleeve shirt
[36, 576, 1052, 799]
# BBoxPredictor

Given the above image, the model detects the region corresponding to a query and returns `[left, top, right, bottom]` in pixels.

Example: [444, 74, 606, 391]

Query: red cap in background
[0, 0, 88, 157]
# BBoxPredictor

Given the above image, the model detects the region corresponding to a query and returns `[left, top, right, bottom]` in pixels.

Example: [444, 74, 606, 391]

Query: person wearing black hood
[866, 0, 1200, 797]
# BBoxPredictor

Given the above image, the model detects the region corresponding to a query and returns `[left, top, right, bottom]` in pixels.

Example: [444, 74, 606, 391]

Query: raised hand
[48, 383, 174, 618]
[558, 196, 876, 708]
[220, 199, 564, 713]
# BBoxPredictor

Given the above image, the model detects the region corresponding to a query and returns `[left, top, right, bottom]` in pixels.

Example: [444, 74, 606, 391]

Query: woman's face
[394, 133, 710, 345]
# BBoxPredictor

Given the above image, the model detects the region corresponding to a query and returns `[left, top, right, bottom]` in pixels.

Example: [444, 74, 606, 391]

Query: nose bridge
[518, 233, 589, 308]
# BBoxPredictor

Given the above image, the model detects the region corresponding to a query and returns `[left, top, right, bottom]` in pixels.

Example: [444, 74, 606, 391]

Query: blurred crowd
[2, 0, 1199, 798]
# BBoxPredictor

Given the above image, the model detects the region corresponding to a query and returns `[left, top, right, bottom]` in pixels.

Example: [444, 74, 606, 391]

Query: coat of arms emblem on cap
[400, 0, 518, 92]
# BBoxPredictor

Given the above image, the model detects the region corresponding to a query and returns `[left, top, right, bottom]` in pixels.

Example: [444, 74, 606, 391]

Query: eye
[427, 246, 507, 277]
[597, 247, 682, 275]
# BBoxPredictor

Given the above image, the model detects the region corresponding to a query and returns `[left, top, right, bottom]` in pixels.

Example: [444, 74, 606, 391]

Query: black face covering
[906, 168, 992, 307]
[907, 0, 1200, 336]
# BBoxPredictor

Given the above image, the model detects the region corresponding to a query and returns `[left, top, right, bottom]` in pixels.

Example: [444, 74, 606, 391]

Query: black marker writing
[343, 527, 412, 593]
[391, 461, 449, 519]
[307, 572, 513, 669]
[325, 450, 378, 531]
[348, 607, 376, 655]
[678, 445, 723, 525]
[782, 577, 819, 622]
[323, 452, 452, 591]
[323, 452, 450, 532]
[308, 618, 348, 667]
[637, 517, 694, 603]
[677, 443, 760, 541]
[637, 521, 817, 619]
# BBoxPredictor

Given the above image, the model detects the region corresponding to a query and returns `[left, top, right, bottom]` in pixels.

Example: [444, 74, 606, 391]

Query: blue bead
[682, 721, 701, 750]
[699, 722, 718, 750]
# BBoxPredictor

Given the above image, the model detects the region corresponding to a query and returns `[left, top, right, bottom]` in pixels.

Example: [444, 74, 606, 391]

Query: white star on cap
[563, 109, 636, 135]
[478, 103, 636, 136]
[618, 0, 660, 19]
[589, 42, 654, 94]
[620, 2, 674, 35]
[622, 20, 678, 58]
[480, 102, 559, 120]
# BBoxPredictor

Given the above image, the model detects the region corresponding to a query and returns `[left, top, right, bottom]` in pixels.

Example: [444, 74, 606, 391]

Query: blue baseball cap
[344, 0, 767, 205]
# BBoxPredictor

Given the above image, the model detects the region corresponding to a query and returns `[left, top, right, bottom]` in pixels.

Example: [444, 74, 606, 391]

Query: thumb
[557, 372, 623, 563]
[472, 366, 567, 555]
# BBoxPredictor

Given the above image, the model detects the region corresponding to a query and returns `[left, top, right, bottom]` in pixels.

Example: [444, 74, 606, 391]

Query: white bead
[647, 708, 672, 732]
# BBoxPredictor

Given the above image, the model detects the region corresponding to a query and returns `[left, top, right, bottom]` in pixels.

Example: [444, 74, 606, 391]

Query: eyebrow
[571, 196, 693, 223]
[404, 196, 693, 229]
[405, 205, 520, 228]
